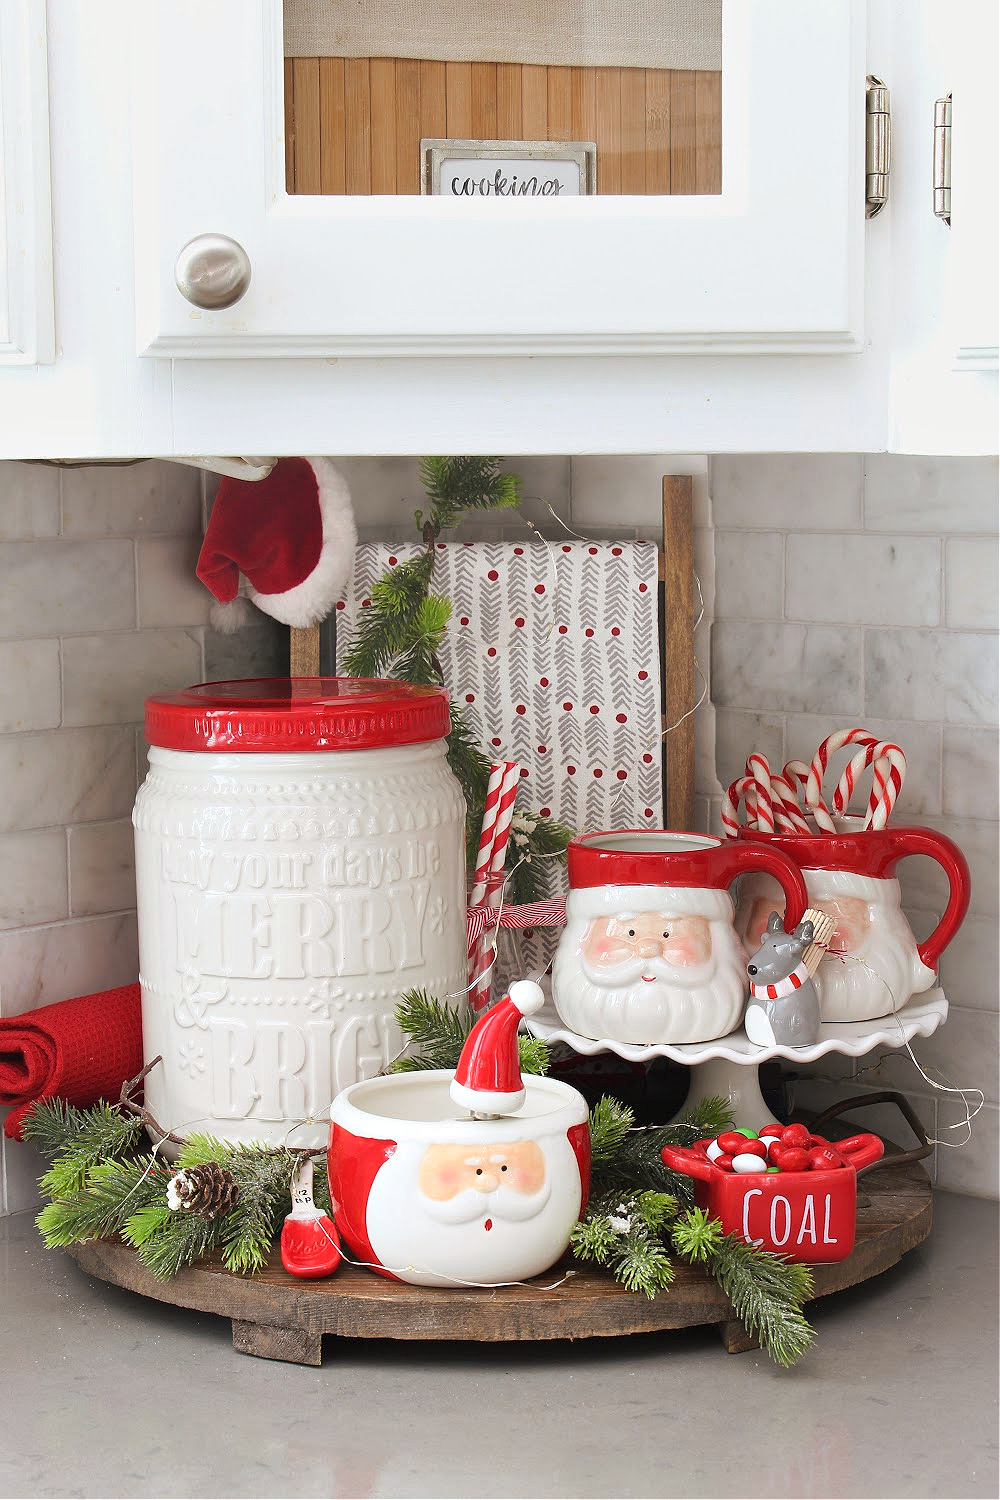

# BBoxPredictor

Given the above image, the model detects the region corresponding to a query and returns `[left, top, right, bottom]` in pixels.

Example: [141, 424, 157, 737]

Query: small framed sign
[421, 139, 597, 197]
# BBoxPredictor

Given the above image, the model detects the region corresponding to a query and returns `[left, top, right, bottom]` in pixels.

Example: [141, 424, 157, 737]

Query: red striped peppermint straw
[832, 740, 906, 823]
[468, 761, 521, 1010]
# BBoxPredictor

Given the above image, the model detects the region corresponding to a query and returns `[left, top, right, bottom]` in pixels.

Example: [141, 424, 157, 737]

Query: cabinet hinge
[865, 75, 890, 218]
[933, 94, 952, 225]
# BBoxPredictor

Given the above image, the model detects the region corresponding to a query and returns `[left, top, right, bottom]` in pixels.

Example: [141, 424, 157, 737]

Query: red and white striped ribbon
[465, 895, 568, 948]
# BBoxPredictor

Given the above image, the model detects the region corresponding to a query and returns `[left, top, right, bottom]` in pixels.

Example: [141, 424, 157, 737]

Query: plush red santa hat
[449, 980, 545, 1117]
[196, 456, 356, 633]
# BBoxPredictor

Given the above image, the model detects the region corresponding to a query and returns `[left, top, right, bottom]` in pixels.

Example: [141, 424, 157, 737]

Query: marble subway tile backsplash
[0, 726, 137, 834]
[0, 460, 218, 1213]
[785, 534, 941, 626]
[712, 621, 864, 715]
[0, 539, 136, 638]
[0, 640, 61, 733]
[864, 629, 998, 725]
[61, 629, 203, 727]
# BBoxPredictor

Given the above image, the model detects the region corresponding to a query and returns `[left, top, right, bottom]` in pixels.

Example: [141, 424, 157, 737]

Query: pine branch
[417, 456, 522, 534]
[382, 595, 452, 684]
[515, 1034, 551, 1077]
[216, 1146, 303, 1277]
[569, 1189, 678, 1299]
[23, 1098, 142, 1198]
[124, 1199, 224, 1280]
[37, 1158, 170, 1248]
[586, 1096, 732, 1205]
[340, 551, 437, 679]
[707, 1232, 816, 1367]
[587, 1096, 636, 1166]
[392, 989, 474, 1072]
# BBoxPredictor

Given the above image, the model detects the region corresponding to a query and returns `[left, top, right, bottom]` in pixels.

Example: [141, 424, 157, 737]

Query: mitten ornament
[280, 1159, 342, 1280]
[166, 1162, 239, 1218]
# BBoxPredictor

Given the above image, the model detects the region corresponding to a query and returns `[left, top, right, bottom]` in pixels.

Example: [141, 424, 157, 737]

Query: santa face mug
[328, 984, 591, 1288]
[550, 831, 809, 1046]
[734, 820, 970, 1022]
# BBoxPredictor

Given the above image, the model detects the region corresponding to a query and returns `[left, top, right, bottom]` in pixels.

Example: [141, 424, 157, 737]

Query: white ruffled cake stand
[525, 988, 949, 1131]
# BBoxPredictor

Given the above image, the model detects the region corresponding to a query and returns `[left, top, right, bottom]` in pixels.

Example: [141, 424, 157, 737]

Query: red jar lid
[145, 678, 451, 752]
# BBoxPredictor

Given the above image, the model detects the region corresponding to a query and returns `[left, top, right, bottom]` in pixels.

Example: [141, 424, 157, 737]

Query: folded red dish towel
[0, 983, 143, 1141]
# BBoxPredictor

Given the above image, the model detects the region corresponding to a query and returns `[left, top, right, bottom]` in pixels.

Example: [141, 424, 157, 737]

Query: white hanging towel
[336, 538, 663, 841]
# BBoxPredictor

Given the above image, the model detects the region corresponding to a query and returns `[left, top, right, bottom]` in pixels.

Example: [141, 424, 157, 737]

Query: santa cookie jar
[328, 982, 590, 1287]
[550, 831, 809, 1046]
[734, 819, 970, 1022]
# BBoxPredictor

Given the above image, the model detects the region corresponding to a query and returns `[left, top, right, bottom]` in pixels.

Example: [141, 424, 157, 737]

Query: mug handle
[710, 842, 809, 931]
[882, 828, 971, 971]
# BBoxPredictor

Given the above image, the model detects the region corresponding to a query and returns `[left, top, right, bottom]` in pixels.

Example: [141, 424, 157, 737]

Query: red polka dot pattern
[336, 539, 664, 852]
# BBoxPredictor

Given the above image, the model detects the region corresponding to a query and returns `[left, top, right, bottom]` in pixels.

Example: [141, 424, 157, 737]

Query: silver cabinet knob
[174, 234, 252, 309]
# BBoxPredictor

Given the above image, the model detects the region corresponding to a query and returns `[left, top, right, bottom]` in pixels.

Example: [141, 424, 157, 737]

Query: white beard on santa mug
[361, 1134, 582, 1287]
[552, 890, 751, 1045]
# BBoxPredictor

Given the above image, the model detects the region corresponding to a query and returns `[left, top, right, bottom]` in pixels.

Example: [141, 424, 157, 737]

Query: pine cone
[166, 1162, 239, 1219]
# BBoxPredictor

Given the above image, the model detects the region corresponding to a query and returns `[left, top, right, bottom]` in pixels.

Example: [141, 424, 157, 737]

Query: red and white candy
[703, 1123, 847, 1174]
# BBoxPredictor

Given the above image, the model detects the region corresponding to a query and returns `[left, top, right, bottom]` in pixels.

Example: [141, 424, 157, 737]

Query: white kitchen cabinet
[883, 0, 998, 455]
[134, 1, 866, 362]
[0, 0, 994, 459]
[0, 0, 53, 366]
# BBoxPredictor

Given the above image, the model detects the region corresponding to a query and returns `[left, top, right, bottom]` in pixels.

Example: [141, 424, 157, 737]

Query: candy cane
[771, 770, 812, 834]
[864, 743, 906, 828]
[744, 753, 776, 834]
[783, 757, 837, 833]
[468, 761, 521, 1010]
[469, 761, 520, 909]
[723, 774, 766, 837]
[806, 729, 884, 831]
[833, 740, 906, 819]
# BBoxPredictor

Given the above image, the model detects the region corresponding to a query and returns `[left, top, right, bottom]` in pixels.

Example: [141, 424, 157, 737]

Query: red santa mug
[328, 983, 590, 1287]
[550, 830, 809, 1046]
[734, 819, 970, 1022]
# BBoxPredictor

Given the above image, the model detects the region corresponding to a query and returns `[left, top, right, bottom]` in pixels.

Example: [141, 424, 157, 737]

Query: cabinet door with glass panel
[133, 0, 866, 359]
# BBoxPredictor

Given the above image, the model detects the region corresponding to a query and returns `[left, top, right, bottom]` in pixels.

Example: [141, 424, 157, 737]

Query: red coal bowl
[661, 1133, 883, 1263]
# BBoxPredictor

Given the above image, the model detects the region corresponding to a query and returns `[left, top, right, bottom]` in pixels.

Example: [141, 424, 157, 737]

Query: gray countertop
[2, 1191, 997, 1500]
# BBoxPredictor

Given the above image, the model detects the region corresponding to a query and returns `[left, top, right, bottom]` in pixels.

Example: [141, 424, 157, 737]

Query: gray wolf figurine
[744, 911, 822, 1048]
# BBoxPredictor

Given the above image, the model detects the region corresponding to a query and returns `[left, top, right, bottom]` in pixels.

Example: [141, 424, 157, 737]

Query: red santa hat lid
[196, 456, 356, 632]
[450, 981, 545, 1117]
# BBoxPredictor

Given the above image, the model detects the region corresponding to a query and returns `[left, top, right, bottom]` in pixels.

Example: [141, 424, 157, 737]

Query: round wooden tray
[65, 1154, 932, 1366]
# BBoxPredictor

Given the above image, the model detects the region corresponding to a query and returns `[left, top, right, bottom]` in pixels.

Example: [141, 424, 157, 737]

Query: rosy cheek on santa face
[661, 918, 711, 968]
[502, 1143, 546, 1196]
[582, 921, 634, 967]
[821, 898, 870, 954]
[418, 1146, 475, 1201]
